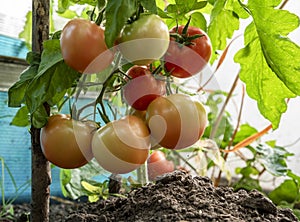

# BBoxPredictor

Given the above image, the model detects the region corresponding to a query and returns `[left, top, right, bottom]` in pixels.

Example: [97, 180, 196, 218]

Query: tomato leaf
[246, 0, 300, 95]
[10, 106, 30, 127]
[208, 0, 240, 59]
[234, 0, 300, 128]
[140, 0, 157, 14]
[104, 0, 136, 48]
[8, 52, 40, 107]
[25, 39, 81, 114]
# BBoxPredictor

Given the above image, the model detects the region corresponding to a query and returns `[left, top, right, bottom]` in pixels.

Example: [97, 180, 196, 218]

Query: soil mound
[65, 170, 298, 222]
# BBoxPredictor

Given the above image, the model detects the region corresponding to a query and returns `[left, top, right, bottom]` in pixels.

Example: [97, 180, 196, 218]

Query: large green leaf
[234, 0, 300, 128]
[247, 0, 300, 95]
[104, 0, 136, 48]
[25, 39, 81, 115]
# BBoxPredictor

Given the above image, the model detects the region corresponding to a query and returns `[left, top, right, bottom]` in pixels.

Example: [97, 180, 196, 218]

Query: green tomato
[118, 14, 170, 65]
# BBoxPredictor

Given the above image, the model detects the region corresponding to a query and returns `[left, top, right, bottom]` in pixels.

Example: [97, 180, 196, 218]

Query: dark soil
[4, 170, 299, 222]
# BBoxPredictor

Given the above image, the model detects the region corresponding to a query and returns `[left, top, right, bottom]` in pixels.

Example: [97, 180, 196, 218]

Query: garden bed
[7, 170, 299, 221]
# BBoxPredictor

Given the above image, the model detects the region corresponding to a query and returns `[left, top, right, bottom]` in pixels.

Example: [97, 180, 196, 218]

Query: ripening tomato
[60, 18, 114, 74]
[118, 14, 170, 65]
[146, 94, 207, 149]
[164, 26, 212, 78]
[40, 114, 97, 169]
[123, 65, 166, 111]
[92, 115, 151, 174]
[147, 150, 174, 181]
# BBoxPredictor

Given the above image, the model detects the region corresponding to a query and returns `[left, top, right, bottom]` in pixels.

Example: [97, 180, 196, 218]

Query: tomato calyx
[170, 17, 204, 46]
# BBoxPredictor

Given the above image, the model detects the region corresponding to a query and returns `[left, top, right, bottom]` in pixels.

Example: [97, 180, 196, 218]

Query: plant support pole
[31, 0, 51, 221]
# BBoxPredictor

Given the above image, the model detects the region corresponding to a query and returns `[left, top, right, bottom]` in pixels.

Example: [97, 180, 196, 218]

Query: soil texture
[5, 170, 299, 222]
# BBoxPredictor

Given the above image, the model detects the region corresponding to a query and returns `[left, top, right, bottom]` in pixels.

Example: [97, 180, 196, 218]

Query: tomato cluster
[43, 14, 211, 177]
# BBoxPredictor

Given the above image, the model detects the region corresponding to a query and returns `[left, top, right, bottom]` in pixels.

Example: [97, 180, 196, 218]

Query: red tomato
[60, 18, 114, 74]
[40, 114, 97, 169]
[92, 115, 151, 174]
[146, 94, 207, 149]
[147, 150, 174, 181]
[123, 65, 166, 111]
[164, 26, 212, 78]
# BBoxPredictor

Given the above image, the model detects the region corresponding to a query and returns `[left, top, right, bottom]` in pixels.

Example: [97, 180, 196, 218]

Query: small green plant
[0, 157, 31, 221]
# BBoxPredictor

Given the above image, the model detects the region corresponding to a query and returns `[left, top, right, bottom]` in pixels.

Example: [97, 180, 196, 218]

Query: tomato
[146, 94, 207, 149]
[60, 18, 114, 74]
[40, 114, 97, 169]
[118, 14, 170, 65]
[123, 65, 166, 111]
[164, 26, 212, 78]
[92, 115, 150, 174]
[147, 150, 174, 181]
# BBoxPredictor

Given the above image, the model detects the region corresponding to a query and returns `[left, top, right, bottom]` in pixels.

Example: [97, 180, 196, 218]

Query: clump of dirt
[65, 170, 298, 222]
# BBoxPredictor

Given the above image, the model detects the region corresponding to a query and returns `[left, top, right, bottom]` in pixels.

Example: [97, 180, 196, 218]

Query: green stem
[95, 53, 123, 124]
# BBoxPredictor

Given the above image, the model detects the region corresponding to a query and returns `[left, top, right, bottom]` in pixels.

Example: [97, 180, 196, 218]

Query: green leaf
[190, 12, 207, 31]
[31, 105, 49, 128]
[57, 0, 70, 13]
[254, 144, 292, 176]
[8, 52, 40, 107]
[140, 0, 157, 14]
[233, 123, 257, 145]
[208, 0, 239, 59]
[269, 180, 299, 205]
[25, 39, 81, 114]
[234, 23, 296, 129]
[70, 0, 97, 6]
[10, 106, 30, 127]
[246, 0, 300, 95]
[60, 169, 72, 197]
[234, 176, 262, 192]
[105, 0, 136, 48]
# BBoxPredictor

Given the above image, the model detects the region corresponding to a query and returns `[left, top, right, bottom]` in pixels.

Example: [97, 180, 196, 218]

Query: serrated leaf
[8, 52, 40, 107]
[234, 23, 296, 129]
[140, 0, 157, 14]
[246, 0, 300, 95]
[105, 0, 136, 48]
[208, 0, 240, 54]
[10, 106, 30, 127]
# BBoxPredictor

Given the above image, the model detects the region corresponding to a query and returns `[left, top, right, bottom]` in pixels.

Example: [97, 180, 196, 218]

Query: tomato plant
[60, 18, 114, 74]
[146, 94, 207, 149]
[164, 25, 212, 78]
[118, 14, 170, 65]
[40, 114, 97, 169]
[147, 150, 175, 181]
[123, 65, 166, 111]
[92, 115, 150, 174]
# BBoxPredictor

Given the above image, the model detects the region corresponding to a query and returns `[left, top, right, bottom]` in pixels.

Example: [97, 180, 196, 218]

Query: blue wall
[0, 91, 62, 203]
